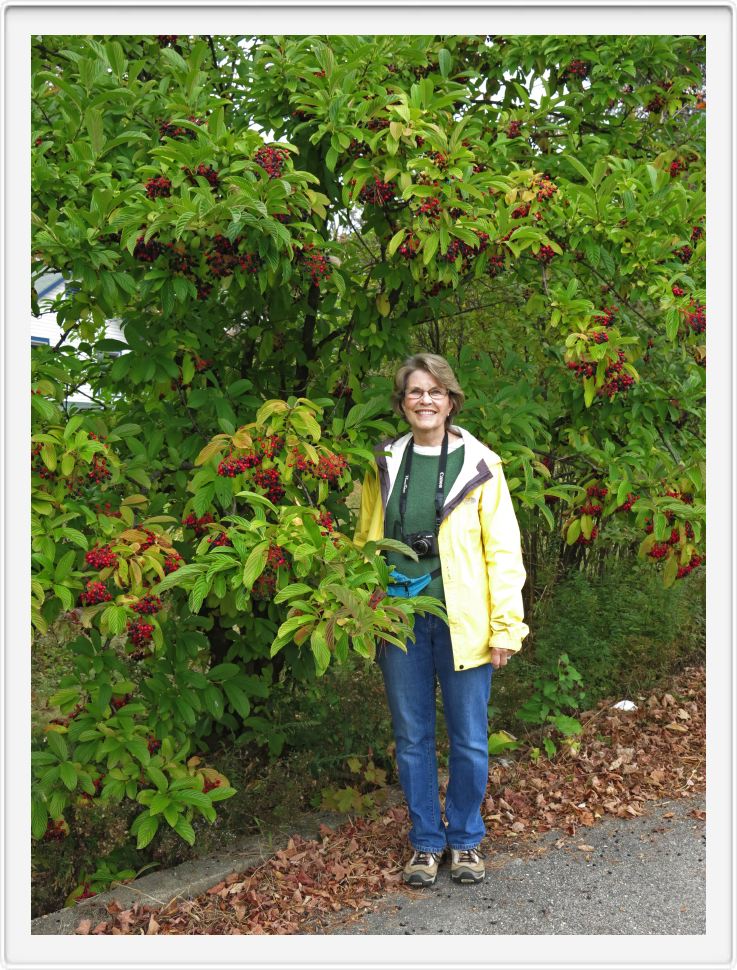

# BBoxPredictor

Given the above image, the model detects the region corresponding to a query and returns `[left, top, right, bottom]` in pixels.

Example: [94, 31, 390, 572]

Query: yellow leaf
[376, 293, 390, 317]
[121, 494, 148, 506]
[195, 440, 227, 467]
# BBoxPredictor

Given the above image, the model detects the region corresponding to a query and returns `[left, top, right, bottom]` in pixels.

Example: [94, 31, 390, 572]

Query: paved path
[325, 793, 705, 935]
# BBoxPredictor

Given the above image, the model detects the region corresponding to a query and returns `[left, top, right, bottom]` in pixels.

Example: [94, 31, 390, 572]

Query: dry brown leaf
[577, 844, 595, 852]
[75, 919, 92, 935]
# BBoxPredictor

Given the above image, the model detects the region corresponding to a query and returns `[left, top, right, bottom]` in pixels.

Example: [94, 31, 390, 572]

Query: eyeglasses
[404, 387, 449, 401]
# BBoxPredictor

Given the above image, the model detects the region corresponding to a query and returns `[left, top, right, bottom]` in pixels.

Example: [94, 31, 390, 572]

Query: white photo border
[3, 3, 733, 967]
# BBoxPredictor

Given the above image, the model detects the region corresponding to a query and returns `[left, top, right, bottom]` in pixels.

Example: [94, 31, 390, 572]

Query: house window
[31, 336, 50, 346]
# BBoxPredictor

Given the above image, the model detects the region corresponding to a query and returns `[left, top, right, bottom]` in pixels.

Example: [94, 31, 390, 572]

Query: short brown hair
[391, 353, 465, 427]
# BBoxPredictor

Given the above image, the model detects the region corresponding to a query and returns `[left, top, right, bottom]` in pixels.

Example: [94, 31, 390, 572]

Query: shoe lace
[456, 848, 484, 863]
[413, 850, 441, 865]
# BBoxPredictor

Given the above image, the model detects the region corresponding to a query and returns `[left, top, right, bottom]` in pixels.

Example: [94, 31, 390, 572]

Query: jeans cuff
[448, 842, 481, 851]
[411, 842, 447, 854]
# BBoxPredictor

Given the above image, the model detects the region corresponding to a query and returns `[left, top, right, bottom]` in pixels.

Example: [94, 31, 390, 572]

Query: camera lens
[413, 538, 430, 556]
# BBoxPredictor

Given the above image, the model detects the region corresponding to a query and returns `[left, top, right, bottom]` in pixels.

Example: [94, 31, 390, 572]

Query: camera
[404, 531, 439, 558]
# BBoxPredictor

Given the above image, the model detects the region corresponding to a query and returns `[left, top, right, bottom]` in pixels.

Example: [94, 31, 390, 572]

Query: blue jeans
[377, 612, 493, 853]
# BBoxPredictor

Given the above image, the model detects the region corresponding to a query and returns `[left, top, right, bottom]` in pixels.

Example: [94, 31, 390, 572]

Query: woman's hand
[491, 647, 511, 669]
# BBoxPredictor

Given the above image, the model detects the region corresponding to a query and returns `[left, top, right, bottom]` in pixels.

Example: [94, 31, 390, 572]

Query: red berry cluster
[134, 235, 163, 262]
[646, 93, 666, 114]
[196, 281, 212, 301]
[217, 451, 261, 477]
[164, 551, 183, 574]
[616, 492, 638, 513]
[314, 452, 348, 483]
[587, 484, 608, 500]
[593, 305, 618, 327]
[418, 197, 441, 218]
[256, 434, 285, 459]
[298, 244, 332, 287]
[576, 524, 599, 546]
[358, 176, 396, 206]
[677, 553, 703, 580]
[511, 202, 530, 219]
[86, 545, 118, 570]
[254, 145, 289, 178]
[669, 159, 686, 178]
[205, 238, 260, 278]
[590, 330, 609, 344]
[487, 253, 505, 277]
[189, 163, 219, 189]
[533, 245, 555, 264]
[398, 235, 420, 259]
[138, 529, 158, 551]
[31, 444, 55, 480]
[253, 467, 285, 503]
[318, 510, 334, 532]
[183, 512, 214, 535]
[567, 360, 594, 382]
[366, 118, 390, 131]
[672, 285, 685, 297]
[207, 531, 233, 548]
[536, 177, 557, 201]
[506, 120, 522, 138]
[690, 224, 704, 244]
[79, 581, 112, 606]
[147, 736, 162, 754]
[674, 245, 692, 263]
[684, 300, 705, 334]
[440, 239, 462, 263]
[252, 544, 290, 601]
[132, 593, 163, 615]
[95, 502, 121, 518]
[562, 60, 589, 80]
[163, 241, 195, 276]
[598, 349, 635, 398]
[346, 138, 369, 158]
[203, 777, 222, 794]
[159, 116, 201, 141]
[156, 35, 178, 45]
[111, 693, 133, 711]
[127, 619, 154, 646]
[44, 819, 69, 842]
[648, 542, 670, 560]
[146, 176, 172, 199]
[425, 150, 448, 169]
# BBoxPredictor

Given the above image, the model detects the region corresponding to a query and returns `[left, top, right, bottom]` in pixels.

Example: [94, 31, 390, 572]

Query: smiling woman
[354, 352, 529, 887]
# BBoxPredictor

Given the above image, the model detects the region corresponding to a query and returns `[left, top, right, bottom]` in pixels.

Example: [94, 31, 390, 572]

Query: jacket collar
[374, 425, 500, 519]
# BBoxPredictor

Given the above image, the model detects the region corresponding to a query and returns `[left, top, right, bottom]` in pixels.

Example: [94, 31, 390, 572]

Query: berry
[593, 305, 618, 327]
[156, 35, 178, 45]
[506, 120, 522, 138]
[133, 235, 162, 262]
[159, 115, 202, 141]
[617, 492, 638, 513]
[418, 197, 441, 218]
[690, 224, 704, 244]
[398, 235, 420, 260]
[79, 581, 112, 606]
[683, 300, 705, 334]
[533, 245, 556, 264]
[672, 285, 685, 297]
[127, 619, 154, 646]
[145, 176, 172, 199]
[669, 159, 686, 178]
[298, 244, 331, 287]
[590, 330, 609, 344]
[536, 177, 557, 202]
[358, 176, 396, 206]
[183, 512, 214, 535]
[511, 202, 530, 219]
[674, 245, 692, 264]
[132, 593, 163, 615]
[163, 551, 183, 574]
[254, 145, 289, 179]
[561, 59, 588, 81]
[207, 532, 233, 548]
[85, 545, 118, 570]
[147, 736, 161, 754]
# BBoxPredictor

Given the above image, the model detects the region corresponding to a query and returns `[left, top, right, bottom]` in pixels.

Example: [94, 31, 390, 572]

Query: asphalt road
[326, 793, 705, 936]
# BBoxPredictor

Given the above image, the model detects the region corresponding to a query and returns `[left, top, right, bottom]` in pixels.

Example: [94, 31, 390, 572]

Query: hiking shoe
[450, 846, 486, 884]
[403, 849, 446, 887]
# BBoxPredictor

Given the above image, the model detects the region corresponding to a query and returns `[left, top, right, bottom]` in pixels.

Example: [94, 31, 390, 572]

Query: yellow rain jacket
[354, 425, 529, 671]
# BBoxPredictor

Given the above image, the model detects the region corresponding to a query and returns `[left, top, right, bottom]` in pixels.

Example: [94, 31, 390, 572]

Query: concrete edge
[31, 788, 405, 935]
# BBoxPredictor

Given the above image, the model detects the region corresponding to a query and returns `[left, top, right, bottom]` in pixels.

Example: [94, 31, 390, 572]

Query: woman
[354, 353, 529, 887]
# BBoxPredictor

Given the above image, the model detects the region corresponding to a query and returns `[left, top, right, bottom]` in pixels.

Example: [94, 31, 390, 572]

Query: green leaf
[46, 731, 68, 761]
[387, 228, 406, 257]
[174, 816, 196, 845]
[438, 48, 451, 78]
[223, 681, 251, 719]
[59, 762, 77, 791]
[422, 233, 439, 265]
[135, 812, 160, 849]
[84, 106, 105, 156]
[242, 540, 269, 591]
[208, 662, 240, 682]
[32, 798, 49, 840]
[272, 582, 313, 604]
[310, 623, 331, 676]
[146, 765, 169, 792]
[566, 518, 581, 545]
[202, 685, 225, 720]
[549, 714, 583, 736]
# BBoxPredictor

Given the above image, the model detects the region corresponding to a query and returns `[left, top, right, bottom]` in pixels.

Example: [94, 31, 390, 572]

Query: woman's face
[402, 369, 454, 439]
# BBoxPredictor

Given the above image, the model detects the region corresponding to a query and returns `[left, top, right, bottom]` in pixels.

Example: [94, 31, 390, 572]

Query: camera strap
[398, 429, 449, 540]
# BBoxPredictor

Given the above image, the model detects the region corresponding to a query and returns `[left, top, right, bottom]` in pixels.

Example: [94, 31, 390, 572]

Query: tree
[31, 34, 705, 869]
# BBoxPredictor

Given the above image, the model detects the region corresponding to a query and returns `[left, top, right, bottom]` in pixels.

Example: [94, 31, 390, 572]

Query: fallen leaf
[75, 919, 91, 934]
[577, 844, 595, 852]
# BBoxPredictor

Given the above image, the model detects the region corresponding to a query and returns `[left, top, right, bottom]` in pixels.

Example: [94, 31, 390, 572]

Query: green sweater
[384, 439, 465, 602]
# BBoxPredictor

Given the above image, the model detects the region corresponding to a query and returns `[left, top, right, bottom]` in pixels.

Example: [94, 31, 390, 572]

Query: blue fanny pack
[386, 566, 442, 597]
